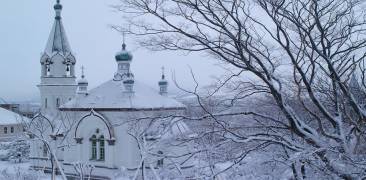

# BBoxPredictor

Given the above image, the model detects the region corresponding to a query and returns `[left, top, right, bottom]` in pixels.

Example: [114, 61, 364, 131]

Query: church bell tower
[38, 0, 77, 114]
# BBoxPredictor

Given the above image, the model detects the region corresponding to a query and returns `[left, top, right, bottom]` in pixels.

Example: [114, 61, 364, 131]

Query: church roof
[44, 1, 72, 56]
[0, 107, 29, 125]
[60, 80, 186, 111]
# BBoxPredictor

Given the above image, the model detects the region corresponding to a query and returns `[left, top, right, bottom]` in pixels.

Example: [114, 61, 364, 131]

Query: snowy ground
[0, 161, 46, 180]
[0, 160, 61, 180]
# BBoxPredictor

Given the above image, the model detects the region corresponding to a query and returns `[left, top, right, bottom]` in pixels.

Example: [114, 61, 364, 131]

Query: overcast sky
[0, 0, 224, 102]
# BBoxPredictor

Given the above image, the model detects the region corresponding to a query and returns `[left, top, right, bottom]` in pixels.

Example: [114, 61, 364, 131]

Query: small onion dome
[159, 80, 168, 86]
[115, 44, 133, 62]
[159, 74, 168, 85]
[54, 3, 62, 10]
[78, 66, 88, 85]
[78, 78, 88, 85]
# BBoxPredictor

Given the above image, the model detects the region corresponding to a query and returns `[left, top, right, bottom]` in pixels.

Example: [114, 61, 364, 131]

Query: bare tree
[26, 110, 78, 180]
[72, 161, 95, 180]
[117, 112, 195, 180]
[114, 0, 366, 179]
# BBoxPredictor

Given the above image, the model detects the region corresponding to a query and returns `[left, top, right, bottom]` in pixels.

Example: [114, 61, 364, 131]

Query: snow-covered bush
[0, 167, 42, 180]
[5, 139, 30, 163]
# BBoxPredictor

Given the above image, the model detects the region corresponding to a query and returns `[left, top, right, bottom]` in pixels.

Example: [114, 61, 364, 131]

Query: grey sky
[0, 0, 224, 102]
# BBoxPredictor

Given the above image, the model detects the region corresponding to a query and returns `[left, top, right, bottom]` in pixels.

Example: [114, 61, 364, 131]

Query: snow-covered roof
[61, 80, 186, 110]
[0, 107, 29, 125]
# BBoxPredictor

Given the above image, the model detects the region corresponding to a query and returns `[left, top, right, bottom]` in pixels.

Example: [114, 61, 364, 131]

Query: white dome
[78, 77, 88, 85]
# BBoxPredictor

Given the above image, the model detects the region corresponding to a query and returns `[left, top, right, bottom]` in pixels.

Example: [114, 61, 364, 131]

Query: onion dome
[158, 67, 168, 86]
[158, 74, 168, 86]
[115, 43, 133, 62]
[78, 66, 88, 85]
[158, 67, 168, 96]
[78, 76, 88, 85]
[54, 0, 63, 20]
[77, 66, 88, 95]
[54, 1, 62, 10]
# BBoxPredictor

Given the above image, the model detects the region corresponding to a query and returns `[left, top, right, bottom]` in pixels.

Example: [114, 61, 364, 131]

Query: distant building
[0, 103, 40, 118]
[0, 107, 28, 142]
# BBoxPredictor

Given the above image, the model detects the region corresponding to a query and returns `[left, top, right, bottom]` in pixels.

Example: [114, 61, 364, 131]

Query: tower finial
[123, 31, 126, 44]
[81, 66, 85, 79]
[54, 0, 63, 19]
[161, 66, 165, 79]
[122, 31, 126, 50]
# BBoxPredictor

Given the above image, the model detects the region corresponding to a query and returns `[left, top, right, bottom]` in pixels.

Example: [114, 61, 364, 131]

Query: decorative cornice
[107, 139, 116, 146]
[74, 137, 83, 144]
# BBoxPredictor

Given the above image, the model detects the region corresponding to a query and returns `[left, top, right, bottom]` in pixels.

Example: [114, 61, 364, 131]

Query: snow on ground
[0, 160, 61, 180]
[0, 141, 62, 180]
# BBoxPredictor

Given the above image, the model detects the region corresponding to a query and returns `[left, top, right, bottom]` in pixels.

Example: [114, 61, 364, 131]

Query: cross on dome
[161, 66, 165, 80]
[81, 66, 85, 79]
[159, 66, 168, 85]
[78, 66, 88, 86]
[115, 33, 133, 62]
[122, 31, 126, 49]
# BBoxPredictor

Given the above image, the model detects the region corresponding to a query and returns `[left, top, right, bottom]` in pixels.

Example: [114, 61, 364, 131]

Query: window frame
[99, 135, 105, 161]
[56, 98, 60, 107]
[90, 135, 97, 160]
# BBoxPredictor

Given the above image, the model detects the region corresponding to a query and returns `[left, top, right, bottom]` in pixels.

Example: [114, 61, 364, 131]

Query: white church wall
[39, 85, 77, 113]
[60, 109, 187, 172]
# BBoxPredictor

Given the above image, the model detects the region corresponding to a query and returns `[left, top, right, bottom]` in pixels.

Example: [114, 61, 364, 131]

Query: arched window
[56, 98, 60, 107]
[46, 64, 51, 76]
[66, 65, 71, 76]
[99, 135, 105, 161]
[4, 127, 7, 134]
[10, 127, 14, 133]
[90, 135, 97, 160]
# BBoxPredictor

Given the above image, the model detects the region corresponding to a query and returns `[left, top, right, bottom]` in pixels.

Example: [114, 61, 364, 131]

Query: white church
[29, 1, 191, 179]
